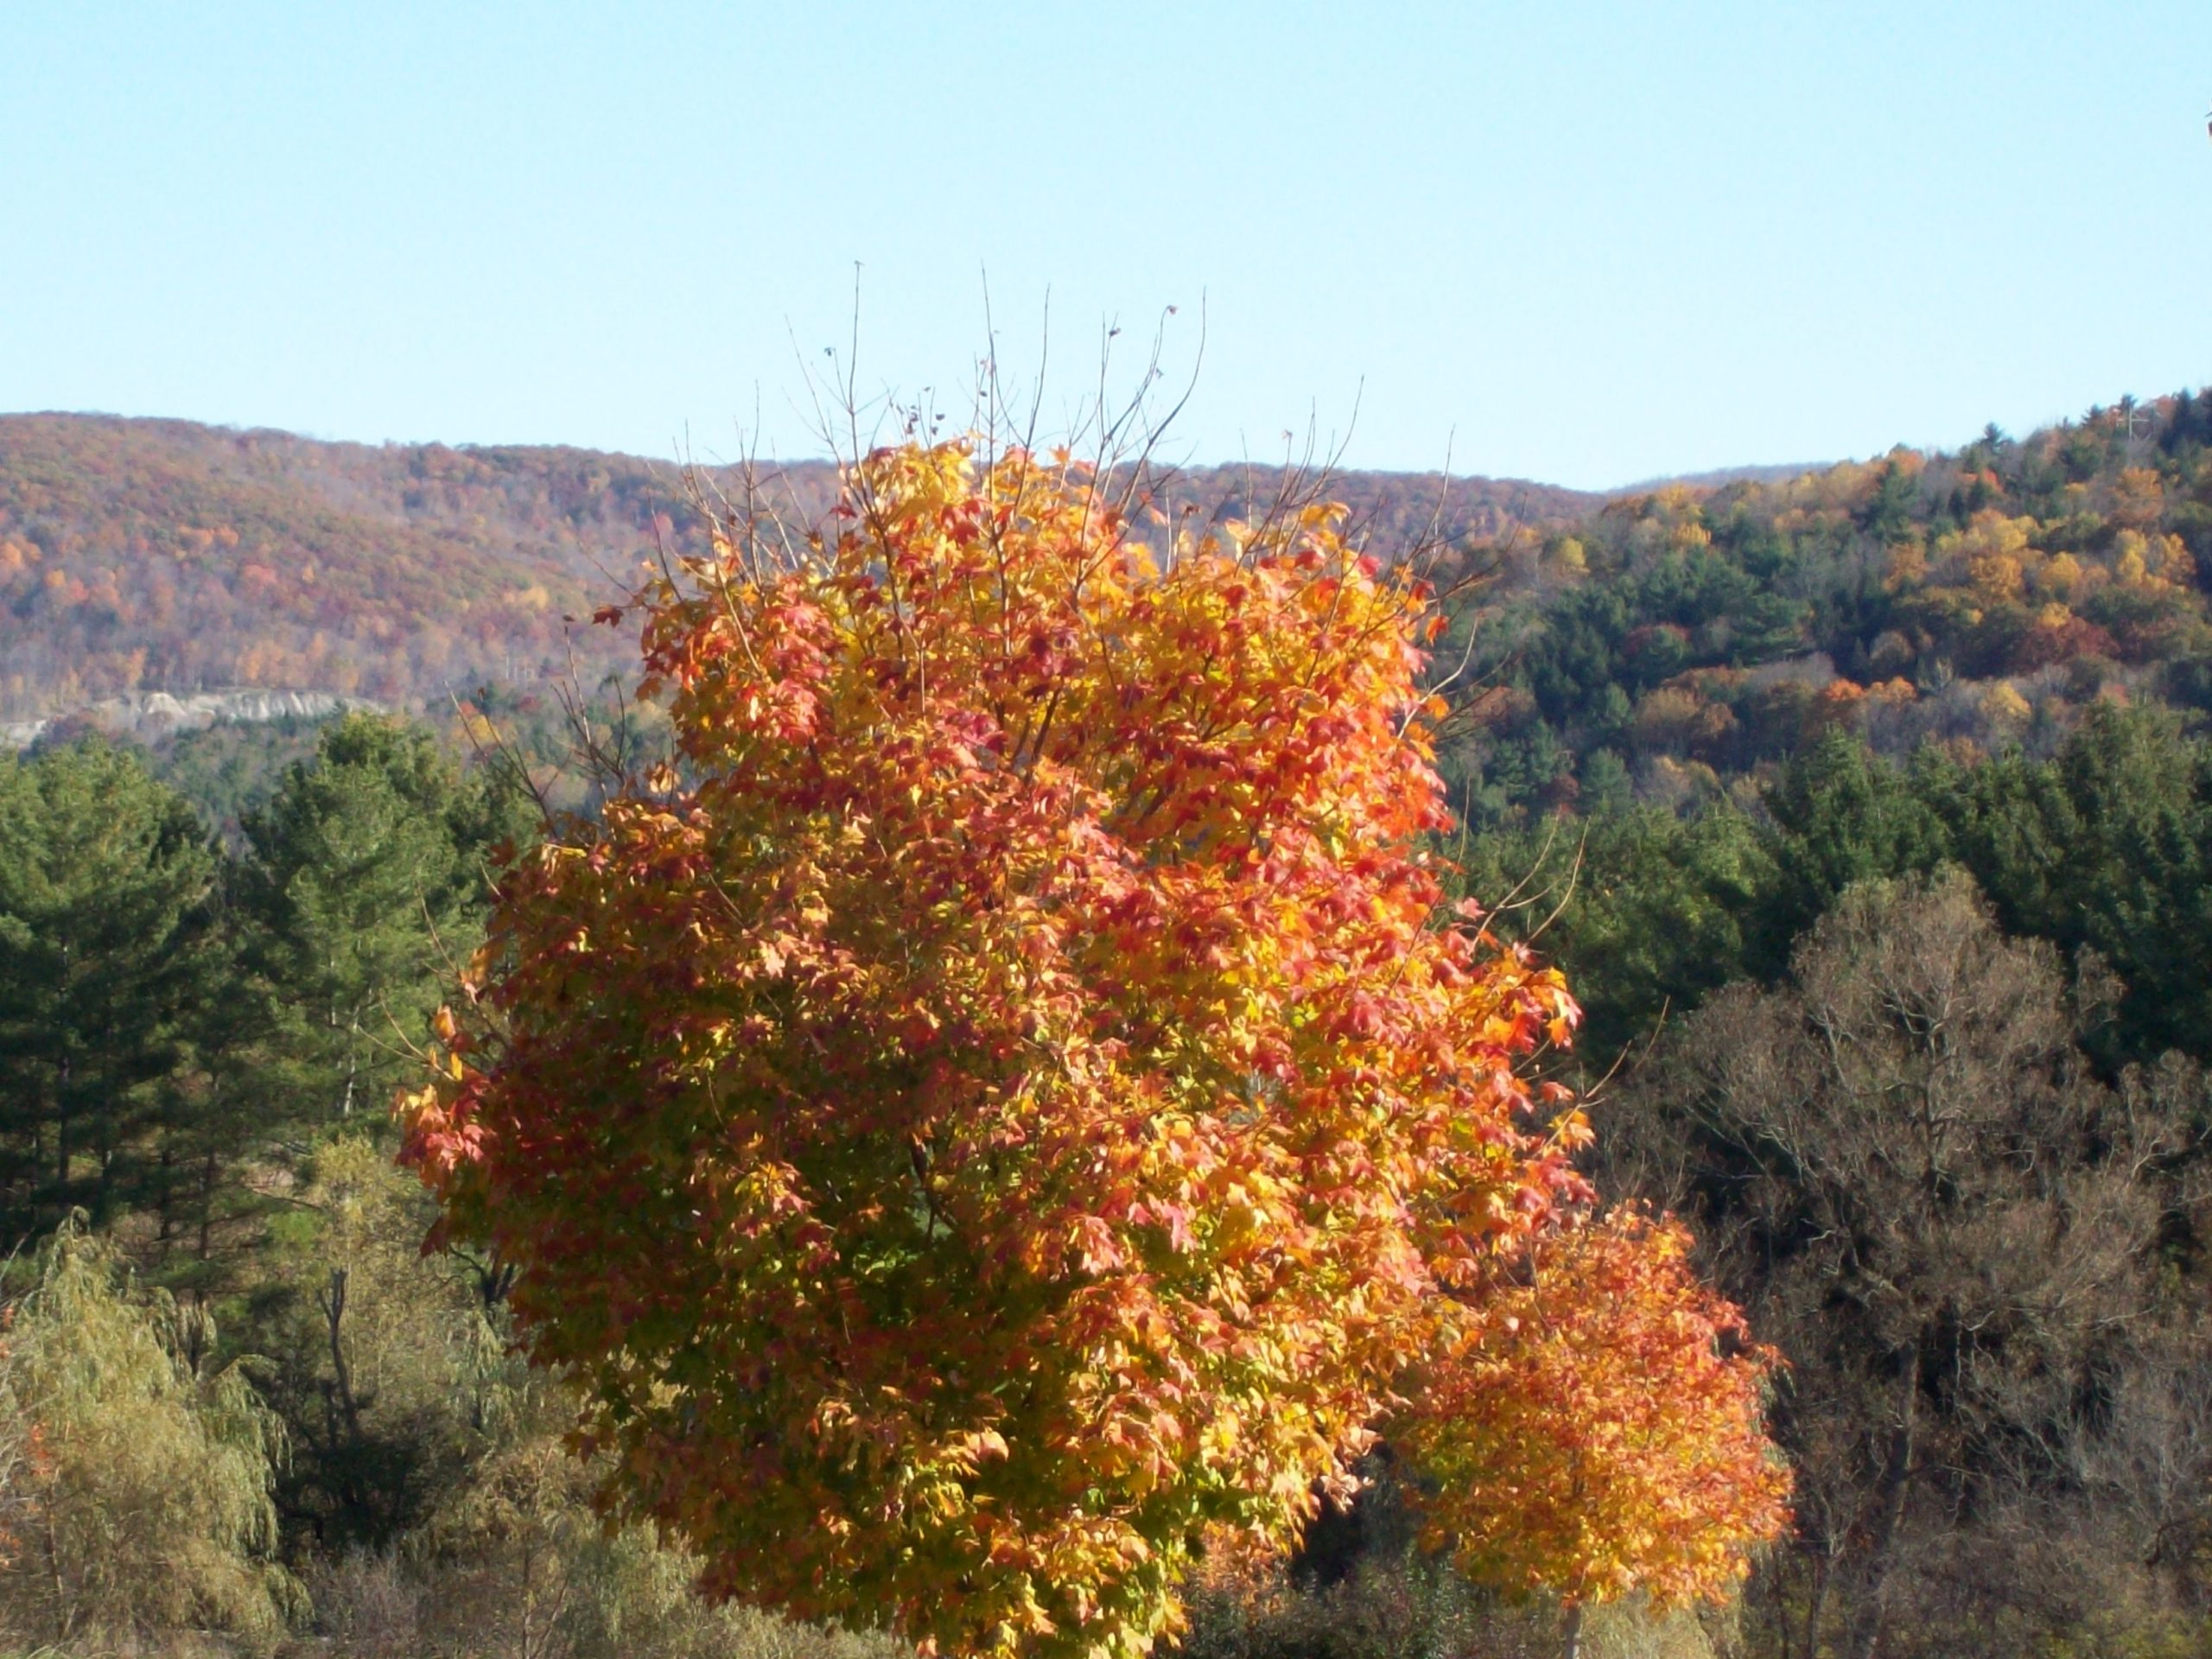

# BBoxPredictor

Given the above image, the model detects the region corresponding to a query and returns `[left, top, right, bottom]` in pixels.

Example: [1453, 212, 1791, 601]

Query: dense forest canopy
[1421, 390, 2212, 1656]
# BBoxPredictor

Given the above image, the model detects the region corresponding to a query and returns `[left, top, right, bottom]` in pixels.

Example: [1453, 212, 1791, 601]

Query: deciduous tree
[403, 441, 1785, 1659]
[1396, 1209, 1789, 1656]
[0, 1222, 296, 1642]
[1613, 871, 2154, 1659]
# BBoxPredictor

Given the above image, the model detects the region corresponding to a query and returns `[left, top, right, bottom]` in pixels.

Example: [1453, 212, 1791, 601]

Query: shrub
[0, 1221, 297, 1644]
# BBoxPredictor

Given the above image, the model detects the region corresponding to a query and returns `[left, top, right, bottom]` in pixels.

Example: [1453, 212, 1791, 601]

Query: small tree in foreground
[402, 441, 1787, 1659]
[0, 1223, 296, 1642]
[1398, 1210, 1790, 1658]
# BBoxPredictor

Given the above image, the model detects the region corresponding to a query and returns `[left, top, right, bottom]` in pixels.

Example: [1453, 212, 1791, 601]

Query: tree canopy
[400, 441, 1785, 1659]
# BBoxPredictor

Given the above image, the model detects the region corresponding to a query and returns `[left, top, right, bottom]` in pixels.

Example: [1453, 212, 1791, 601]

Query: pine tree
[1760, 728, 1954, 966]
[0, 741, 224, 1235]
[238, 715, 517, 1128]
[1949, 703, 2212, 1065]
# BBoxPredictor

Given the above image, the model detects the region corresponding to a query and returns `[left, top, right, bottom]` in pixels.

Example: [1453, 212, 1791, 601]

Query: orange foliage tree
[401, 441, 1786, 1659]
[1395, 1209, 1790, 1652]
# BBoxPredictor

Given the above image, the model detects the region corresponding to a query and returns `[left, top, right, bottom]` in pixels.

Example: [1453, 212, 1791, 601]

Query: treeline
[0, 715, 900, 1656]
[13, 382, 2212, 758]
[1465, 706, 2212, 1070]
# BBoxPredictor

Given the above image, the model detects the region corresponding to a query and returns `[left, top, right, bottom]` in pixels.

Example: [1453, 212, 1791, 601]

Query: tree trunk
[1561, 1602, 1584, 1659]
[340, 1011, 359, 1117]
[1804, 1548, 1831, 1659]
[321, 1267, 362, 1436]
[156, 1141, 175, 1245]
[197, 1147, 219, 1262]
[1848, 1346, 1923, 1659]
[53, 1053, 70, 1209]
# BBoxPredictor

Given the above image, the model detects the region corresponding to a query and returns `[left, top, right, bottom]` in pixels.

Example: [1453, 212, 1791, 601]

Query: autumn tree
[402, 440, 1785, 1659]
[1396, 1209, 1789, 1658]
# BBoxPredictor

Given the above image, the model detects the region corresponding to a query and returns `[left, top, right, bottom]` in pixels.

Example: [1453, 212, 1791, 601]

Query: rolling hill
[0, 414, 1599, 725]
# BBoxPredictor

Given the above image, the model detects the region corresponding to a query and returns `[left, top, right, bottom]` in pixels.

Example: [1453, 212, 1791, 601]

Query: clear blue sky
[4, 2, 2209, 489]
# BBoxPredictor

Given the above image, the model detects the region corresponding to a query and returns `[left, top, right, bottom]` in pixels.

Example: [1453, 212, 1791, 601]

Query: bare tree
[1610, 871, 2161, 1659]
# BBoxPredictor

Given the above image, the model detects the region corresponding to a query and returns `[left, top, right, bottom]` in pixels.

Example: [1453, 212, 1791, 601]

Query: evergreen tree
[1461, 803, 1779, 1066]
[238, 715, 519, 1128]
[0, 741, 225, 1236]
[1857, 458, 1919, 544]
[1948, 703, 2212, 1066]
[1760, 728, 1954, 962]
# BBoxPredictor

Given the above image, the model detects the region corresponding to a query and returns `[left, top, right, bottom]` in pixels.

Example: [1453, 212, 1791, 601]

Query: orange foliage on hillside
[0, 416, 1594, 722]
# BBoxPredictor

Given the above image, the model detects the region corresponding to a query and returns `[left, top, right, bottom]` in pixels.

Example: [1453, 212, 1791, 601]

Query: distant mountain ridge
[1608, 461, 1831, 494]
[0, 412, 1599, 721]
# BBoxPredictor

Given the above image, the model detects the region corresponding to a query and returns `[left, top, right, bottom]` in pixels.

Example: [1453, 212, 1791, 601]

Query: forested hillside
[1439, 391, 2212, 824]
[0, 413, 1594, 721]
[1428, 390, 2212, 1656]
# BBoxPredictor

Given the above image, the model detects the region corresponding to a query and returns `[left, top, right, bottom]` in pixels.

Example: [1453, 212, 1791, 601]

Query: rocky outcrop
[4, 689, 383, 750]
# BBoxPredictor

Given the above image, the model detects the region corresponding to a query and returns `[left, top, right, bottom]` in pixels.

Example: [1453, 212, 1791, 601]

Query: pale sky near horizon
[3, 3, 2209, 491]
